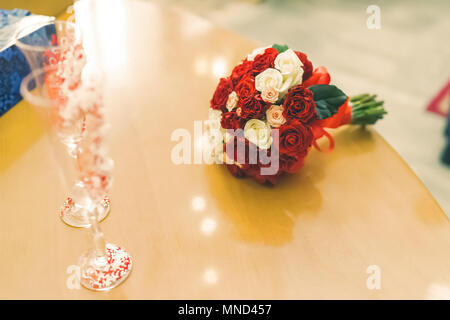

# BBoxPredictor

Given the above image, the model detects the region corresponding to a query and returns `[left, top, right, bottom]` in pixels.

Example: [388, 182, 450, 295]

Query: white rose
[226, 91, 238, 111]
[278, 71, 303, 94]
[247, 46, 270, 61]
[274, 49, 303, 76]
[255, 68, 283, 92]
[274, 49, 304, 93]
[244, 119, 273, 150]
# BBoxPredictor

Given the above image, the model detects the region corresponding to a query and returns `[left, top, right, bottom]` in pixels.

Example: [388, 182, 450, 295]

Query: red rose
[224, 133, 247, 166]
[295, 50, 313, 82]
[230, 60, 253, 85]
[282, 85, 317, 123]
[280, 154, 305, 174]
[278, 120, 313, 157]
[221, 111, 243, 130]
[252, 48, 278, 74]
[239, 94, 267, 120]
[225, 133, 265, 166]
[210, 77, 233, 110]
[242, 164, 280, 185]
[224, 134, 281, 184]
[226, 163, 245, 178]
[235, 75, 256, 100]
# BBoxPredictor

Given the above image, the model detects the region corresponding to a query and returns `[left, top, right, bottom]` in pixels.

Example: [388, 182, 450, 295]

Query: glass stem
[87, 206, 107, 263]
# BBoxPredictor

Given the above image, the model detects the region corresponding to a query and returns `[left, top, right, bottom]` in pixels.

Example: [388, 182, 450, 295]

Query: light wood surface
[0, 0, 448, 299]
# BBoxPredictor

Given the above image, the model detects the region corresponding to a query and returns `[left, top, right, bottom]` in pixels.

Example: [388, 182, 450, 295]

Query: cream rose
[224, 130, 234, 143]
[207, 130, 224, 157]
[223, 152, 235, 165]
[255, 68, 283, 92]
[266, 105, 286, 128]
[244, 119, 273, 150]
[261, 87, 279, 103]
[226, 91, 238, 111]
[204, 134, 224, 165]
[204, 109, 224, 147]
[247, 46, 270, 61]
[206, 109, 222, 131]
[274, 49, 304, 93]
[204, 109, 224, 164]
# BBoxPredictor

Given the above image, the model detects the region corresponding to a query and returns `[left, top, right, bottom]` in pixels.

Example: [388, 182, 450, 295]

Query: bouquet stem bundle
[350, 94, 387, 125]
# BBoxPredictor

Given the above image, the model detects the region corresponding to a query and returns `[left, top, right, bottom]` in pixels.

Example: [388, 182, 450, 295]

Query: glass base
[60, 196, 110, 228]
[79, 243, 132, 291]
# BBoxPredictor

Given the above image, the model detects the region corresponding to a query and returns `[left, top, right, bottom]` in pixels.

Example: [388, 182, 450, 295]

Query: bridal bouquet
[206, 44, 386, 184]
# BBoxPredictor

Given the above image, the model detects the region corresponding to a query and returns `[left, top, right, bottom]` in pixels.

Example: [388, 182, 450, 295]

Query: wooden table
[0, 0, 448, 299]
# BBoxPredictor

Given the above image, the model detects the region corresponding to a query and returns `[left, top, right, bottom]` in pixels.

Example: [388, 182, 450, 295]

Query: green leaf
[309, 84, 347, 119]
[272, 44, 289, 53]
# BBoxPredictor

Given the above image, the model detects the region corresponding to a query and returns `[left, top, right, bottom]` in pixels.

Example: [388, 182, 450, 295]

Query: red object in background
[426, 80, 450, 117]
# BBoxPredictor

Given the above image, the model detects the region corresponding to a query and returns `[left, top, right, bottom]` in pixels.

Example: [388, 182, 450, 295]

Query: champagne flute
[21, 62, 133, 291]
[16, 20, 110, 227]
[73, 66, 132, 291]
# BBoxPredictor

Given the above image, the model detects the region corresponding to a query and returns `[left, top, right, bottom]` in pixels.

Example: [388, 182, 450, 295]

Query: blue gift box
[0, 9, 53, 117]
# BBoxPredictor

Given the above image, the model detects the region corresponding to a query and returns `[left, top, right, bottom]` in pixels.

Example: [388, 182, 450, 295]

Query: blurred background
[2, 0, 449, 216]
